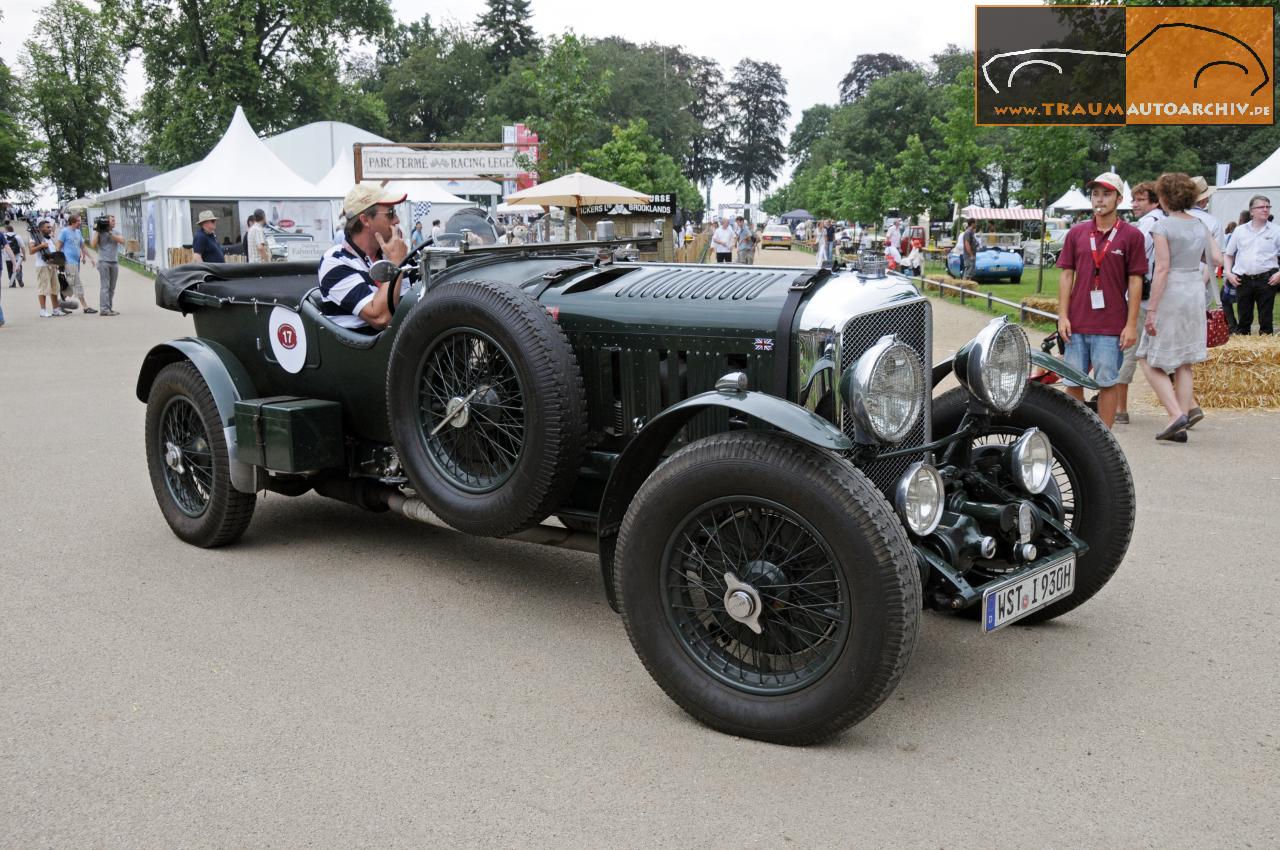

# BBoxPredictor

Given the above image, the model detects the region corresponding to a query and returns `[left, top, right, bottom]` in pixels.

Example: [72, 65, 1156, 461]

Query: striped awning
[961, 206, 1043, 221]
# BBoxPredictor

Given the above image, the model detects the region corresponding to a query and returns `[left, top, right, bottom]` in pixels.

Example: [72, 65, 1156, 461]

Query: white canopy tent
[1049, 187, 1089, 212]
[1210, 146, 1280, 224]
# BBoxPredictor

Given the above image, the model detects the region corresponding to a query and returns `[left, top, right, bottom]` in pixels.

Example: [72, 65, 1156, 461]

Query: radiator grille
[839, 300, 932, 496]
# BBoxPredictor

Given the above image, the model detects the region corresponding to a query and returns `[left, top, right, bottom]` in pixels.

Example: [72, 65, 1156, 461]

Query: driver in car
[318, 184, 410, 332]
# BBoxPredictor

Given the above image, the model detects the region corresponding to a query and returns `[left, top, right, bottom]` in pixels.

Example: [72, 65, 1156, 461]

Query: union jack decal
[753, 337, 774, 351]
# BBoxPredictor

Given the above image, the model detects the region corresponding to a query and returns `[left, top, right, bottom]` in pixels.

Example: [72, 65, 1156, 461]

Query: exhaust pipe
[386, 492, 599, 554]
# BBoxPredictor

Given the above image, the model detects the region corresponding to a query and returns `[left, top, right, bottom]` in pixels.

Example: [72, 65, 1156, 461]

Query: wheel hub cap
[164, 441, 185, 474]
[443, 396, 471, 429]
[723, 572, 764, 634]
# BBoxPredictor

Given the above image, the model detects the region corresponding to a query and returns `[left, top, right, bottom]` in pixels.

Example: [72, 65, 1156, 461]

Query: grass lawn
[120, 257, 156, 279]
[921, 258, 1060, 332]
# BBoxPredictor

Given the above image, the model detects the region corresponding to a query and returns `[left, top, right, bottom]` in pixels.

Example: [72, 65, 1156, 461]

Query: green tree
[0, 41, 40, 198]
[380, 26, 493, 142]
[931, 66, 987, 208]
[19, 0, 127, 197]
[581, 119, 701, 209]
[722, 58, 789, 204]
[1105, 125, 1200, 184]
[890, 134, 934, 219]
[584, 39, 701, 161]
[849, 163, 891, 226]
[682, 54, 725, 212]
[839, 53, 916, 104]
[815, 71, 946, 176]
[787, 105, 833, 171]
[107, 0, 395, 168]
[525, 32, 610, 176]
[475, 0, 538, 74]
[1010, 125, 1089, 291]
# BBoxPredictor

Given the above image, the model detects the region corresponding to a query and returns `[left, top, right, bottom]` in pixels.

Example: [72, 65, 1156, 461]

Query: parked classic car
[138, 239, 1134, 744]
[760, 224, 793, 249]
[946, 243, 1026, 283]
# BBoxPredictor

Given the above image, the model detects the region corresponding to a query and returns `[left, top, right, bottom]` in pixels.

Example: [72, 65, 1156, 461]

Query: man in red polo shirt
[1056, 171, 1147, 429]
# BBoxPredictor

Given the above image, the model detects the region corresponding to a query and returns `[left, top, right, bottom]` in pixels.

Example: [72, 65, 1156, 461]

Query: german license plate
[982, 553, 1075, 633]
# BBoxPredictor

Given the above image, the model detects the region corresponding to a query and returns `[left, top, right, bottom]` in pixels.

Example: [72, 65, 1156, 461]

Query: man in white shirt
[711, 219, 734, 263]
[1223, 194, 1280, 335]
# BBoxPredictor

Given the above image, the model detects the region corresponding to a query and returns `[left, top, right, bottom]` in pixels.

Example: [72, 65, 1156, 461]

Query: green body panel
[233, 396, 344, 473]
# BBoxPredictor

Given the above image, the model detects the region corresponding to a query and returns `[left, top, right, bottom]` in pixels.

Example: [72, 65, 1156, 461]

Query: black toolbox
[233, 396, 343, 472]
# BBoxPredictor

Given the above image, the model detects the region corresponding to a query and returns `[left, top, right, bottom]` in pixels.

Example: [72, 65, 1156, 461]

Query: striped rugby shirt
[317, 239, 403, 329]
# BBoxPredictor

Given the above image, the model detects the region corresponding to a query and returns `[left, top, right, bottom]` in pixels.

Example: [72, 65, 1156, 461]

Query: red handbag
[1206, 308, 1229, 348]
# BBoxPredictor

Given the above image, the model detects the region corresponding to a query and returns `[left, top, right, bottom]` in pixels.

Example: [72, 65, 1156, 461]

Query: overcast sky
[3, 0, 1028, 205]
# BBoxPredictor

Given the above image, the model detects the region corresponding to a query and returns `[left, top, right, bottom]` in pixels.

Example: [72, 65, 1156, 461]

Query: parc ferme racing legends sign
[357, 147, 527, 180]
[976, 5, 1274, 126]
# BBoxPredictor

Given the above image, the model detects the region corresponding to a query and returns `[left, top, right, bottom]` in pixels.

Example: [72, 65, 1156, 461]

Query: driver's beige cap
[343, 183, 408, 217]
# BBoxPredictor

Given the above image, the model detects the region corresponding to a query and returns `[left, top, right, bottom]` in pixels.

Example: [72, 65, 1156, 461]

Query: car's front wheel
[145, 361, 255, 547]
[932, 381, 1135, 623]
[614, 432, 920, 745]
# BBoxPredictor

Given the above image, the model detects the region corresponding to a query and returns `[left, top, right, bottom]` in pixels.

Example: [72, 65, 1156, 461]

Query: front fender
[932, 351, 1099, 391]
[595, 390, 851, 610]
[136, 338, 259, 492]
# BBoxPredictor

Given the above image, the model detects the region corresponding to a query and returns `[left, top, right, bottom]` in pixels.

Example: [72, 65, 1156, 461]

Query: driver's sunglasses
[370, 208, 399, 219]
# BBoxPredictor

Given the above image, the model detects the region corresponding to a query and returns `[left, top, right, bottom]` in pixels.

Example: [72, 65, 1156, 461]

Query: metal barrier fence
[923, 276, 1059, 324]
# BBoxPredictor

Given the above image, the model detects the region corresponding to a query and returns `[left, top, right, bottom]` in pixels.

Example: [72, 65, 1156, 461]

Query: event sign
[358, 146, 527, 180]
[578, 193, 676, 217]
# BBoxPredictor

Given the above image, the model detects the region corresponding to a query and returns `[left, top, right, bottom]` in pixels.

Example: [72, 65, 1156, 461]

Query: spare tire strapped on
[386, 279, 586, 537]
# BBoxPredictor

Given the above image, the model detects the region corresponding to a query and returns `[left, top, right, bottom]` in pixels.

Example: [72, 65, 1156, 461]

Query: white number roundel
[268, 305, 307, 373]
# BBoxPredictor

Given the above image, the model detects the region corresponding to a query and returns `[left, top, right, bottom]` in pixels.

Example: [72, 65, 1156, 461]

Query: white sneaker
[51, 309, 65, 316]
[39, 309, 50, 317]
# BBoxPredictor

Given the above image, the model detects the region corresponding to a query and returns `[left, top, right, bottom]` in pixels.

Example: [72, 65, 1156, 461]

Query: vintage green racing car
[138, 239, 1135, 745]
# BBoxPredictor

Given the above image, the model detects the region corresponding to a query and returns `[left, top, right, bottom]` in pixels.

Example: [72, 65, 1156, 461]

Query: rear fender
[595, 389, 852, 610]
[137, 338, 259, 493]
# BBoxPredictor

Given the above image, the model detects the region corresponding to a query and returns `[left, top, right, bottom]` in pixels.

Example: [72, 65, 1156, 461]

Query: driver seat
[301, 288, 382, 350]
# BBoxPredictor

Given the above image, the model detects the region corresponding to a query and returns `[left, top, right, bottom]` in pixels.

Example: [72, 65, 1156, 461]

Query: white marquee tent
[1049, 187, 1089, 213]
[1209, 146, 1280, 224]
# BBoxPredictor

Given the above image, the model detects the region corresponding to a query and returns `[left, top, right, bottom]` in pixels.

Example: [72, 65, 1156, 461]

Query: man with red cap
[1055, 171, 1147, 428]
[317, 183, 409, 332]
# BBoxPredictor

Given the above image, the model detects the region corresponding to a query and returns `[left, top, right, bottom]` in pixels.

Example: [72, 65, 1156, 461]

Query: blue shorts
[1064, 333, 1123, 388]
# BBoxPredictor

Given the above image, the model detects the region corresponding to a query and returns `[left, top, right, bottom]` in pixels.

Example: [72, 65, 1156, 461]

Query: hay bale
[922, 275, 977, 296]
[1188, 335, 1280, 409]
[1021, 296, 1059, 315]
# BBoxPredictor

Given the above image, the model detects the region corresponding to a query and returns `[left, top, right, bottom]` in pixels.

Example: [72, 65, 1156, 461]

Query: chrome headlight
[1008, 428, 1053, 495]
[954, 317, 1030, 413]
[840, 335, 924, 443]
[895, 462, 945, 536]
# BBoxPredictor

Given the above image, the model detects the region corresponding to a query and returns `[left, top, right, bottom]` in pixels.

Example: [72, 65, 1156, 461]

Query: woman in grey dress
[1137, 173, 1223, 442]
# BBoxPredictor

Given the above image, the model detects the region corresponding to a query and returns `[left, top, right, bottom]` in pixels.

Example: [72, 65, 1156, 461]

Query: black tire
[931, 381, 1135, 623]
[614, 432, 920, 745]
[1010, 275, 1021, 284]
[145, 361, 255, 547]
[387, 279, 586, 537]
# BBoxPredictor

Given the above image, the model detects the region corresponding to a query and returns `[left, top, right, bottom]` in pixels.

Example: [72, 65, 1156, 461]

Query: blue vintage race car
[947, 245, 1024, 283]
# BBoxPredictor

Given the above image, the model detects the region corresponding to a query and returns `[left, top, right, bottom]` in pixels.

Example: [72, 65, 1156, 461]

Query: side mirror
[369, 259, 398, 283]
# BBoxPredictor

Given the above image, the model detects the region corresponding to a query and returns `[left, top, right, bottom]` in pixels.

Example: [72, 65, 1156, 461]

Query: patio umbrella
[504, 171, 650, 208]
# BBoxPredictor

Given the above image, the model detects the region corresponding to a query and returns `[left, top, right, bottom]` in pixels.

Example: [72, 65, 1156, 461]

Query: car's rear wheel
[145, 361, 255, 547]
[615, 432, 919, 745]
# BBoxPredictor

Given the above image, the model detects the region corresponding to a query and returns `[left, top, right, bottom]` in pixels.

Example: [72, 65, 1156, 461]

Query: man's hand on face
[375, 228, 408, 266]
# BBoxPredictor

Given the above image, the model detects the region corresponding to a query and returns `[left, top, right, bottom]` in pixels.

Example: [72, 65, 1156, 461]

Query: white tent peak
[154, 106, 331, 199]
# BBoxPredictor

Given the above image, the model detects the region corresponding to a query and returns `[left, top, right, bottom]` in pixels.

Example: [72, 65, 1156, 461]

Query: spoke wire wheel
[416, 327, 526, 493]
[664, 497, 850, 695]
[615, 432, 919, 745]
[930, 382, 1135, 624]
[158, 395, 215, 517]
[144, 361, 255, 548]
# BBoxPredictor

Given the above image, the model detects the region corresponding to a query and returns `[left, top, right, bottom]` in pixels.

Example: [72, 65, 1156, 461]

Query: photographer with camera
[30, 218, 65, 317]
[90, 214, 124, 316]
[56, 213, 98, 313]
